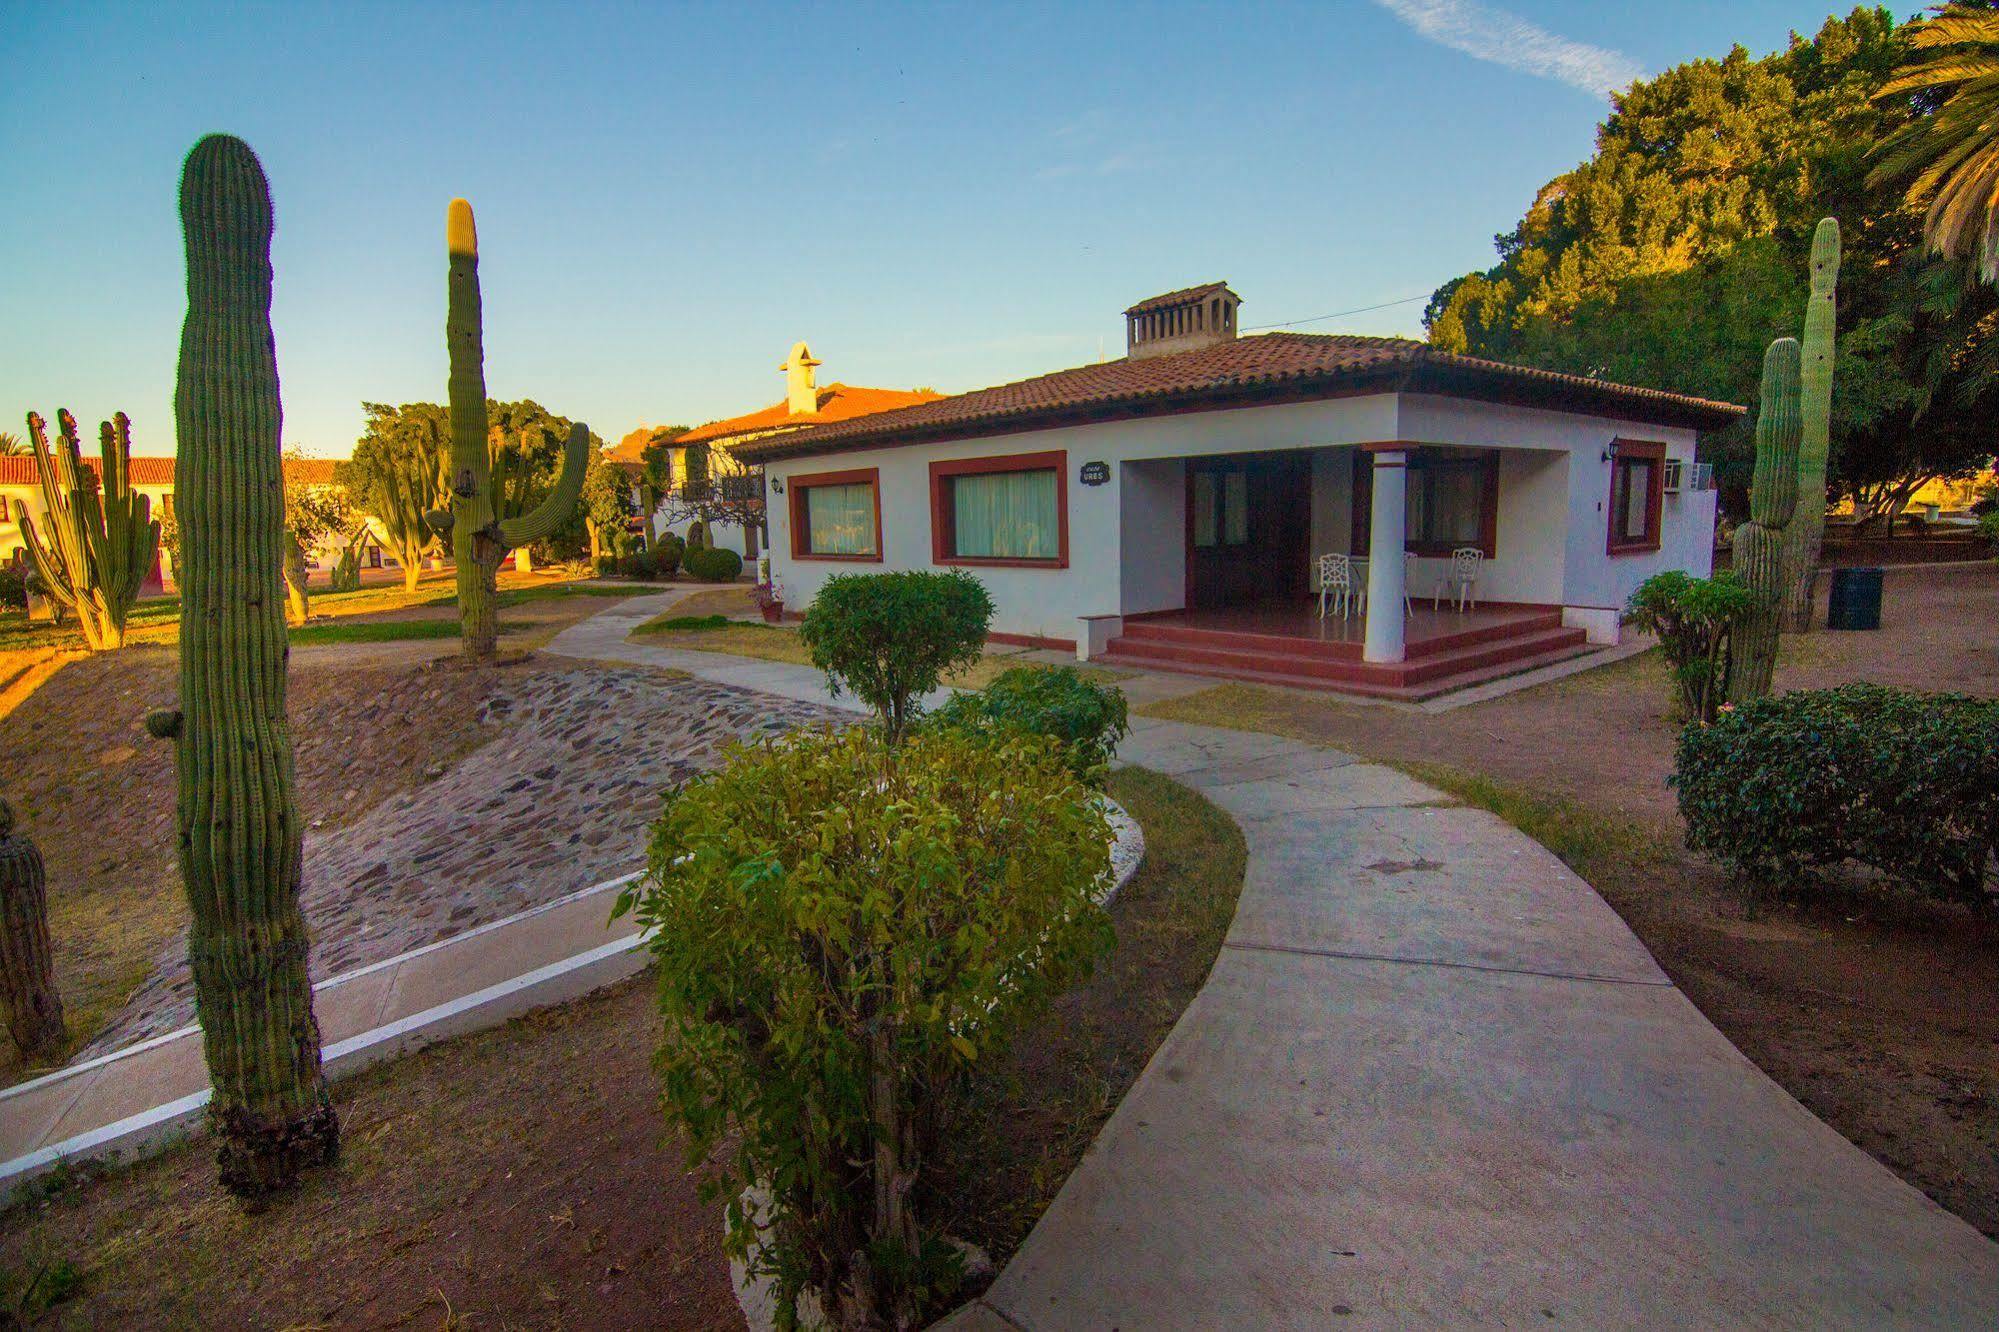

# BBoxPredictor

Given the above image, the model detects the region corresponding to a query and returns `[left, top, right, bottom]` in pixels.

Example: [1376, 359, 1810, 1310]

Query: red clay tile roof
[672, 383, 944, 449]
[731, 333, 1744, 465]
[0, 456, 344, 488]
[1125, 282, 1234, 315]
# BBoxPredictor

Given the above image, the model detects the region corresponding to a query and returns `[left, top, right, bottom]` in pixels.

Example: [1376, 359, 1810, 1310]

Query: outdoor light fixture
[769, 476, 784, 493]
[1601, 443, 1619, 463]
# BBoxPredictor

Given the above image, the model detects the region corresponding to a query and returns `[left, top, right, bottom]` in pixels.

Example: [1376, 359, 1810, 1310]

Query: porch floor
[1100, 599, 1597, 700]
[1134, 601, 1552, 655]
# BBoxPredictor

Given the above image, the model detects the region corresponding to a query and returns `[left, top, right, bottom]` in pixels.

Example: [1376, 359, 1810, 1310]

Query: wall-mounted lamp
[768, 476, 784, 494]
[1600, 442, 1620, 464]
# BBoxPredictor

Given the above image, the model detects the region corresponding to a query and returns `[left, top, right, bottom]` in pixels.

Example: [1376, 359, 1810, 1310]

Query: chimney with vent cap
[780, 341, 823, 416]
[1124, 282, 1241, 360]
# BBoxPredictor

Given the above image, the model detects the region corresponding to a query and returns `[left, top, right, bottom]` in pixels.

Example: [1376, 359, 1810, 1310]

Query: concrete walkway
[943, 718, 1999, 1329]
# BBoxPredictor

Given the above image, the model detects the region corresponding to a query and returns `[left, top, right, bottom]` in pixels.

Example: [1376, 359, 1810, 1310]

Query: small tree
[799, 570, 994, 744]
[280, 450, 353, 624]
[617, 724, 1113, 1329]
[656, 438, 768, 558]
[337, 403, 447, 592]
[1626, 570, 1755, 724]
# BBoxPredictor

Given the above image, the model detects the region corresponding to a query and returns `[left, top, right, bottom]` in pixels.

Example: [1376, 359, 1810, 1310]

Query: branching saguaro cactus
[12, 410, 161, 650]
[0, 797, 65, 1062]
[159, 132, 338, 1199]
[1729, 338, 1803, 704]
[429, 198, 587, 658]
[1781, 217, 1840, 632]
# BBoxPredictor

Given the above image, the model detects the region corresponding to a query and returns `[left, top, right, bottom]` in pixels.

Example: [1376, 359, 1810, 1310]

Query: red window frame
[788, 467, 883, 562]
[1605, 439, 1667, 556]
[1349, 447, 1499, 558]
[929, 450, 1069, 569]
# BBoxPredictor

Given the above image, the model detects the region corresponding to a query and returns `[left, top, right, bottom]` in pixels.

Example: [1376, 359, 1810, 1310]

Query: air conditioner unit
[1662, 460, 1715, 494]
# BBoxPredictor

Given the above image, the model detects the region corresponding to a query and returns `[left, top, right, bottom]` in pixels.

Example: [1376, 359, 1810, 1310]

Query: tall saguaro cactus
[161, 133, 338, 1198]
[431, 198, 588, 658]
[1729, 338, 1803, 704]
[0, 797, 64, 1062]
[13, 409, 160, 650]
[1780, 217, 1840, 632]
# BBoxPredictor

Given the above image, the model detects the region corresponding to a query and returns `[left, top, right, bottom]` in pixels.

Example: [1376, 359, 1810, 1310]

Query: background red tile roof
[733, 333, 1743, 465]
[674, 384, 944, 447]
[0, 456, 344, 488]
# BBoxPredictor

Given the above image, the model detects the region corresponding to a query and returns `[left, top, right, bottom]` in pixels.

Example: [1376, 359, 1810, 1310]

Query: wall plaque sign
[1079, 461, 1110, 486]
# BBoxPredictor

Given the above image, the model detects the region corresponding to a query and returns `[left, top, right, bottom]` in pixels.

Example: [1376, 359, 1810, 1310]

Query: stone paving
[87, 661, 840, 1053]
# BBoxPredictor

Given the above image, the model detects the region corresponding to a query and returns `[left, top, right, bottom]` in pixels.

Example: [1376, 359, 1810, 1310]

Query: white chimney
[780, 341, 823, 416]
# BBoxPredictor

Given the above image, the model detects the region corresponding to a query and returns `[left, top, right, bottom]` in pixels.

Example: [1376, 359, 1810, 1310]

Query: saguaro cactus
[1729, 338, 1803, 704]
[430, 198, 588, 658]
[13, 409, 160, 650]
[0, 797, 64, 1062]
[1780, 217, 1839, 632]
[163, 133, 338, 1198]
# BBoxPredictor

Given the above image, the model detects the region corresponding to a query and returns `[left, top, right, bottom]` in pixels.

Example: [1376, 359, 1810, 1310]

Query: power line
[1242, 293, 1432, 332]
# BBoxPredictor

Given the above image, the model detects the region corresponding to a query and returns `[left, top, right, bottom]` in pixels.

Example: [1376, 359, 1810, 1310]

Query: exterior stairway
[1097, 607, 1595, 701]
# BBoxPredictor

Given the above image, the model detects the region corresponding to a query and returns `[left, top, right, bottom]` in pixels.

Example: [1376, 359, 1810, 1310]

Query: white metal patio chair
[1316, 553, 1358, 619]
[1435, 546, 1484, 612]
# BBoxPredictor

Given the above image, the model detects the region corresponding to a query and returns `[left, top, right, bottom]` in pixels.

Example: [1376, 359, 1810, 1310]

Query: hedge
[1673, 683, 1999, 907]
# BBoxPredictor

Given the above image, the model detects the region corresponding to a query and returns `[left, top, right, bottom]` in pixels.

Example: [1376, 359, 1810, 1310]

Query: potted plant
[755, 578, 785, 623]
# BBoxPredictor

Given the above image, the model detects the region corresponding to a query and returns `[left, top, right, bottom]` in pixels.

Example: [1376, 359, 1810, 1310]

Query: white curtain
[952, 470, 1058, 559]
[806, 482, 876, 555]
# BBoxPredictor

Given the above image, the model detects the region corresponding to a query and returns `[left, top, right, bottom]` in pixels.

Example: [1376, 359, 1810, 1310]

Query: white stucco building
[737, 283, 1740, 698]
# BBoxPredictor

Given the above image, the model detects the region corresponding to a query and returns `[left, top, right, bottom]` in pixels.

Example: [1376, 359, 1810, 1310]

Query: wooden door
[1185, 453, 1311, 610]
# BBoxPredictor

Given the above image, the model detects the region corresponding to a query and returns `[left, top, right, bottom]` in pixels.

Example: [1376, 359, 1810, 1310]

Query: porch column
[1363, 445, 1407, 664]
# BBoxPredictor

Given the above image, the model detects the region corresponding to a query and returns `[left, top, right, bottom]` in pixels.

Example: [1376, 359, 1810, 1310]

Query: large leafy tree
[337, 398, 585, 587]
[1874, 4, 1999, 281]
[1427, 7, 1996, 522]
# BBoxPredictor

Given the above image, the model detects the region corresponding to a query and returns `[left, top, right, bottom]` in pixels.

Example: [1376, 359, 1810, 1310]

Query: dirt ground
[1141, 563, 1999, 1238]
[0, 587, 663, 1080]
[0, 770, 1244, 1329]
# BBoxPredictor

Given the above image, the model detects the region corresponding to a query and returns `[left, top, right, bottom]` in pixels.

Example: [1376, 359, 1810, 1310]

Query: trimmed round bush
[652, 532, 685, 577]
[1673, 683, 1999, 906]
[799, 569, 994, 742]
[616, 724, 1112, 1328]
[618, 549, 661, 581]
[931, 665, 1129, 787]
[681, 544, 741, 582]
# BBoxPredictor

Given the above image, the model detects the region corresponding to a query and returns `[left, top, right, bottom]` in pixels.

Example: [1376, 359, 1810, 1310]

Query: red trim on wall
[1605, 439, 1667, 556]
[928, 449, 1069, 569]
[987, 630, 1078, 652]
[788, 466, 884, 562]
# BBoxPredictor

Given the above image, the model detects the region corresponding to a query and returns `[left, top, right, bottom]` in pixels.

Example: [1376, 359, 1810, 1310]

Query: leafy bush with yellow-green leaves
[616, 723, 1113, 1329]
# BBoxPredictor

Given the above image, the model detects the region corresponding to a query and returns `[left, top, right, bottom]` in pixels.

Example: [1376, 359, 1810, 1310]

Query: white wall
[764, 390, 1719, 646]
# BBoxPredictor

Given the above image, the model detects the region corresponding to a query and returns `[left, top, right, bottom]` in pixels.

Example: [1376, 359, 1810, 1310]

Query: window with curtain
[1404, 453, 1496, 555]
[803, 482, 877, 556]
[946, 468, 1060, 560]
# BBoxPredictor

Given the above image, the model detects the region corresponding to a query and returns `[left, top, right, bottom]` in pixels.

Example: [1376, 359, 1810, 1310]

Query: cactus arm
[1729, 337, 1803, 704]
[1781, 217, 1839, 631]
[170, 132, 338, 1197]
[497, 421, 589, 547]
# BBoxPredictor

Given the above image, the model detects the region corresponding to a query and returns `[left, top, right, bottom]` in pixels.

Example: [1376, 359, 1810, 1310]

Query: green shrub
[682, 544, 742, 582]
[618, 549, 662, 581]
[1673, 683, 1999, 906]
[685, 518, 707, 549]
[799, 570, 994, 743]
[1978, 509, 1998, 560]
[0, 565, 29, 613]
[1624, 570, 1754, 723]
[652, 531, 685, 577]
[931, 666, 1129, 787]
[617, 724, 1113, 1328]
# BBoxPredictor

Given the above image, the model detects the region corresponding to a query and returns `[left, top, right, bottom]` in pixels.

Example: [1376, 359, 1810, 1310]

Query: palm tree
[1873, 6, 1999, 282]
[0, 431, 26, 457]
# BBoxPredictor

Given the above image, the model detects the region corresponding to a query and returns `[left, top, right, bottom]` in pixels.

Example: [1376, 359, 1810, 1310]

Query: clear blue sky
[2, 1, 1848, 457]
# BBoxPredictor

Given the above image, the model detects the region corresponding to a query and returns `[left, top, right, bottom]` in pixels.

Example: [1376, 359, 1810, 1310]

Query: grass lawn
[0, 767, 1243, 1326]
[631, 609, 1125, 690]
[1133, 564, 1999, 1239]
[286, 618, 522, 646]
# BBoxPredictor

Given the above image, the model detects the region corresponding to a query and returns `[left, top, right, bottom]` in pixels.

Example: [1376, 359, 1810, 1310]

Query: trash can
[1826, 566, 1882, 631]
